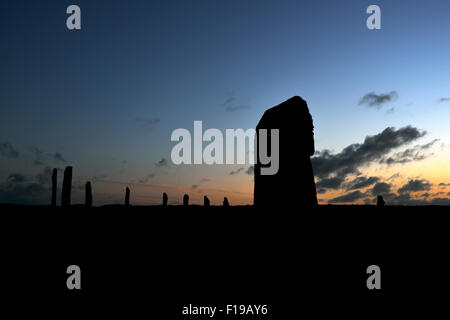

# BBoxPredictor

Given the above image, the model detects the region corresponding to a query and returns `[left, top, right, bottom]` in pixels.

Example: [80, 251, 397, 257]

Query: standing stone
[183, 194, 189, 206]
[377, 195, 385, 207]
[223, 197, 230, 207]
[61, 166, 72, 208]
[254, 96, 318, 208]
[125, 187, 130, 206]
[51, 168, 57, 207]
[85, 181, 93, 207]
[204, 196, 210, 207]
[162, 192, 168, 206]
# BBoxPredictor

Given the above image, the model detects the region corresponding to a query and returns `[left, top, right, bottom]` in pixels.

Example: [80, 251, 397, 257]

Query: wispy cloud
[229, 167, 244, 175]
[155, 158, 168, 167]
[359, 91, 398, 109]
[0, 142, 19, 159]
[223, 94, 251, 112]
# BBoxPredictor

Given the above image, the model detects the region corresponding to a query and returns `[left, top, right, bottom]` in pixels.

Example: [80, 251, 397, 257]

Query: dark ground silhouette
[254, 96, 318, 208]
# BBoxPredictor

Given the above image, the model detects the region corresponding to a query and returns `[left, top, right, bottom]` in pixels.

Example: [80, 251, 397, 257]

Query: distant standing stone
[163, 192, 168, 206]
[204, 196, 210, 207]
[377, 195, 385, 207]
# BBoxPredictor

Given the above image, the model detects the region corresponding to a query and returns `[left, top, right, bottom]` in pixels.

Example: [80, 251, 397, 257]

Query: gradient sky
[1, 0, 450, 205]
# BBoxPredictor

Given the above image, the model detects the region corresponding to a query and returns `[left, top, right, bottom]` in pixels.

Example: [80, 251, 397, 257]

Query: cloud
[316, 176, 345, 190]
[223, 97, 236, 105]
[31, 148, 45, 166]
[438, 98, 450, 103]
[223, 94, 250, 112]
[439, 182, 450, 187]
[430, 198, 450, 205]
[381, 139, 438, 165]
[29, 148, 67, 167]
[136, 117, 160, 131]
[0, 142, 19, 159]
[229, 167, 244, 175]
[312, 126, 426, 179]
[346, 176, 379, 190]
[359, 91, 398, 109]
[191, 184, 198, 189]
[155, 158, 168, 167]
[398, 179, 431, 193]
[6, 173, 28, 184]
[329, 190, 367, 203]
[0, 167, 52, 205]
[246, 166, 254, 175]
[53, 152, 67, 164]
[371, 182, 392, 195]
[138, 173, 155, 183]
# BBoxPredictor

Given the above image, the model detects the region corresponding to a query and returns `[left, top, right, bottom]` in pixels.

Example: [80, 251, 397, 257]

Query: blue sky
[1, 0, 450, 205]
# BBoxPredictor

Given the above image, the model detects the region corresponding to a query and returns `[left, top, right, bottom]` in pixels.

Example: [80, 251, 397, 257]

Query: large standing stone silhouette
[254, 96, 318, 208]
[61, 166, 72, 208]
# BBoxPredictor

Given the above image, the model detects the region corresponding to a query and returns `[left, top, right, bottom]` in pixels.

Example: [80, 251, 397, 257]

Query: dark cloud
[430, 198, 450, 205]
[312, 126, 426, 179]
[192, 184, 198, 189]
[398, 179, 431, 193]
[371, 182, 392, 195]
[421, 193, 430, 198]
[317, 188, 327, 194]
[246, 166, 254, 175]
[329, 190, 367, 203]
[346, 176, 379, 190]
[438, 98, 450, 103]
[0, 142, 19, 159]
[7, 173, 28, 184]
[359, 91, 398, 109]
[316, 176, 345, 190]
[155, 158, 168, 167]
[0, 167, 52, 205]
[381, 139, 438, 165]
[439, 182, 450, 186]
[229, 167, 244, 175]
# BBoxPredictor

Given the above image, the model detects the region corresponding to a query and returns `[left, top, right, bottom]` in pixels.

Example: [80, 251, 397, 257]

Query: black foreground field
[1, 204, 449, 317]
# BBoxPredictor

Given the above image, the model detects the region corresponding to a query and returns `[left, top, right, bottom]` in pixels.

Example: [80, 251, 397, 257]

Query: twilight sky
[1, 0, 450, 205]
